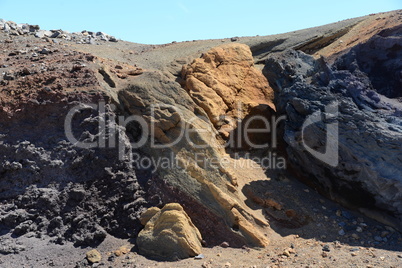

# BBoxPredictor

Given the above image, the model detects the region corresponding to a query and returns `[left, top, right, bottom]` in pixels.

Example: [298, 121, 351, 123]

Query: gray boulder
[3, 22, 10, 32]
[264, 26, 402, 231]
[29, 24, 40, 32]
[35, 30, 52, 38]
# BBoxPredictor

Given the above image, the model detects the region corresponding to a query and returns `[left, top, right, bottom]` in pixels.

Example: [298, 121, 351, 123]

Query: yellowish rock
[114, 249, 122, 257]
[137, 203, 203, 260]
[119, 245, 131, 254]
[139, 207, 160, 225]
[86, 249, 101, 263]
[182, 43, 275, 133]
[113, 245, 131, 257]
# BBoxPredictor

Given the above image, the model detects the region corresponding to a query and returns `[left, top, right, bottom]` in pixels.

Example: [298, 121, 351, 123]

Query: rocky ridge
[0, 9, 401, 267]
[0, 19, 118, 44]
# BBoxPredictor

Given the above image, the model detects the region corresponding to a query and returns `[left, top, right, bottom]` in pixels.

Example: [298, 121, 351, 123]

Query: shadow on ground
[241, 166, 402, 252]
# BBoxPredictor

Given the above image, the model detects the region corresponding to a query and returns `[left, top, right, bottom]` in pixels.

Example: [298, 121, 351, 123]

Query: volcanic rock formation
[119, 43, 272, 248]
[264, 25, 402, 231]
[181, 43, 275, 139]
[0, 10, 401, 265]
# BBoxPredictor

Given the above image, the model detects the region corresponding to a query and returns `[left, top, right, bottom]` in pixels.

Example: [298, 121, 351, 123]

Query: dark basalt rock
[263, 27, 402, 231]
[0, 95, 149, 246]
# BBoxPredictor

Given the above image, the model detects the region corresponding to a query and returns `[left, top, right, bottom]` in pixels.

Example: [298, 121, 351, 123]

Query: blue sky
[1, 0, 400, 44]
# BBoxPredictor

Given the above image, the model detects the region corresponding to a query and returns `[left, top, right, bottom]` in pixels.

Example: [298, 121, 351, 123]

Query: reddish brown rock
[181, 43, 275, 138]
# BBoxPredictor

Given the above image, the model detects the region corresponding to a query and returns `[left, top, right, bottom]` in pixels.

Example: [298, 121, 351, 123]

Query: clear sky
[0, 0, 400, 44]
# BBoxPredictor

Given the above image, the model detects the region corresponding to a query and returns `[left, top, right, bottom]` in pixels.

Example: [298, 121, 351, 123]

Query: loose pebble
[220, 242, 230, 248]
[194, 254, 204, 259]
[322, 245, 330, 252]
[224, 262, 231, 267]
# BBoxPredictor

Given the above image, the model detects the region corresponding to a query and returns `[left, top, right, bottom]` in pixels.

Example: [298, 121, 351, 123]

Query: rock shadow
[242, 172, 402, 252]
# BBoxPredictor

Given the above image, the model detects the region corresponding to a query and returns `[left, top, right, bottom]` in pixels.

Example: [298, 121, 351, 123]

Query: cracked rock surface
[264, 25, 402, 231]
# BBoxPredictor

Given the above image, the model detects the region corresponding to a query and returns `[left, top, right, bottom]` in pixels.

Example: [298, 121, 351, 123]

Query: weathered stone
[182, 43, 275, 141]
[264, 26, 402, 231]
[86, 249, 101, 263]
[29, 25, 40, 32]
[8, 21, 17, 30]
[139, 207, 160, 225]
[220, 241, 230, 248]
[3, 71, 15, 80]
[119, 43, 270, 248]
[109, 36, 118, 42]
[50, 31, 61, 38]
[3, 23, 10, 32]
[137, 203, 203, 260]
[35, 30, 52, 38]
[40, 48, 50, 54]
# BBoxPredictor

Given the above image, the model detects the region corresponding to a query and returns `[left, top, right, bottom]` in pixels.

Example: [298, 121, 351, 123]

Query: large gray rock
[35, 30, 52, 38]
[264, 26, 402, 230]
[3, 22, 10, 32]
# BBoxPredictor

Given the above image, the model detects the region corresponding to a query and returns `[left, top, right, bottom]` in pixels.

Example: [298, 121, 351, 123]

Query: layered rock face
[181, 43, 275, 139]
[264, 26, 402, 230]
[119, 43, 272, 247]
[137, 203, 203, 260]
